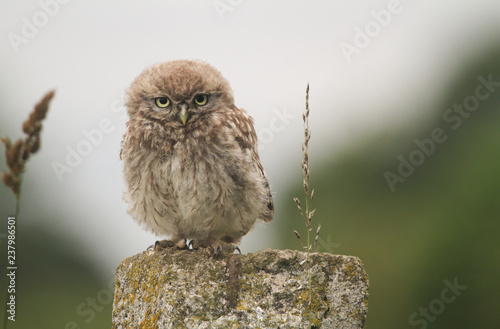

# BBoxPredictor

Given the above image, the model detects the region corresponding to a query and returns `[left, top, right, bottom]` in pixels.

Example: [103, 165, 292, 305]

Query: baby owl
[121, 60, 274, 251]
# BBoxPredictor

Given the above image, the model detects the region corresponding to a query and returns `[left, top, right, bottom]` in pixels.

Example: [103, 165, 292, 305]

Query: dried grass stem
[1, 90, 54, 196]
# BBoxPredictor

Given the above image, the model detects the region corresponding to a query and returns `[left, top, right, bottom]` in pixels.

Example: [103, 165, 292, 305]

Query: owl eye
[155, 97, 170, 108]
[194, 94, 208, 106]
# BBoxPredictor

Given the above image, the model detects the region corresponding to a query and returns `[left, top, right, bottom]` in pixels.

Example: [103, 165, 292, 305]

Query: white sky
[1, 0, 499, 276]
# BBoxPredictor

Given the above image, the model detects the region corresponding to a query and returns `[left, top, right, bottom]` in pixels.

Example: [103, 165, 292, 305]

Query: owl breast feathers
[121, 60, 273, 248]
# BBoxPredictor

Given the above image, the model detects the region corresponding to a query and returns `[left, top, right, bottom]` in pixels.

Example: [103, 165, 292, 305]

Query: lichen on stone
[112, 248, 368, 329]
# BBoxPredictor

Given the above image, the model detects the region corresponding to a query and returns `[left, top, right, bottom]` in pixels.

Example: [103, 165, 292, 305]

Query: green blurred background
[280, 45, 500, 328]
[2, 44, 499, 329]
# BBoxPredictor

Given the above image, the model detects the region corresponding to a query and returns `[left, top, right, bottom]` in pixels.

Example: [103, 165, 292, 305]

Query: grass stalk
[293, 84, 321, 328]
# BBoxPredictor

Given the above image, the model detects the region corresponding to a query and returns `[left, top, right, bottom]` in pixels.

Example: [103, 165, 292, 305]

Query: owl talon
[188, 240, 240, 257]
[155, 240, 174, 251]
[147, 239, 187, 251]
[145, 240, 169, 251]
[215, 244, 241, 258]
[188, 239, 211, 250]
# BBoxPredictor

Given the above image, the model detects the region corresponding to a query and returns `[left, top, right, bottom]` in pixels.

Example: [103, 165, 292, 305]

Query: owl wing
[232, 107, 274, 222]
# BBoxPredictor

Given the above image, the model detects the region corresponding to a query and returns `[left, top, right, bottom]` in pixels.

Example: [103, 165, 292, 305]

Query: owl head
[126, 60, 235, 128]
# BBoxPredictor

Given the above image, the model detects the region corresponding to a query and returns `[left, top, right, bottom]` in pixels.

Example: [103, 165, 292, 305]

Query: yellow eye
[155, 97, 170, 108]
[194, 94, 208, 106]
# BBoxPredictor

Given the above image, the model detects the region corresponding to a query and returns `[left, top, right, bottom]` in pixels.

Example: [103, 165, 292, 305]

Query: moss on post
[112, 248, 368, 328]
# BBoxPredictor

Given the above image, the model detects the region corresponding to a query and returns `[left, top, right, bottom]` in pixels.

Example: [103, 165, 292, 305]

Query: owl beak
[177, 104, 190, 126]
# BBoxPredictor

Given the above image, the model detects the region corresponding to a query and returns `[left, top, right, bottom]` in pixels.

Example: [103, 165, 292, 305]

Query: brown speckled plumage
[121, 60, 273, 248]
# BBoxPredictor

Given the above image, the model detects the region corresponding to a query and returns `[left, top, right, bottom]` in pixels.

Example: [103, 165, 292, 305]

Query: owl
[121, 60, 273, 253]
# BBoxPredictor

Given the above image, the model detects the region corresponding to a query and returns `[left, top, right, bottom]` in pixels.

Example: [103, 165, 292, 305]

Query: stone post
[112, 248, 368, 328]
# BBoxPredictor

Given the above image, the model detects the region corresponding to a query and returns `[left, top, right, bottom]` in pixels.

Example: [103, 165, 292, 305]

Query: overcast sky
[1, 0, 499, 276]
